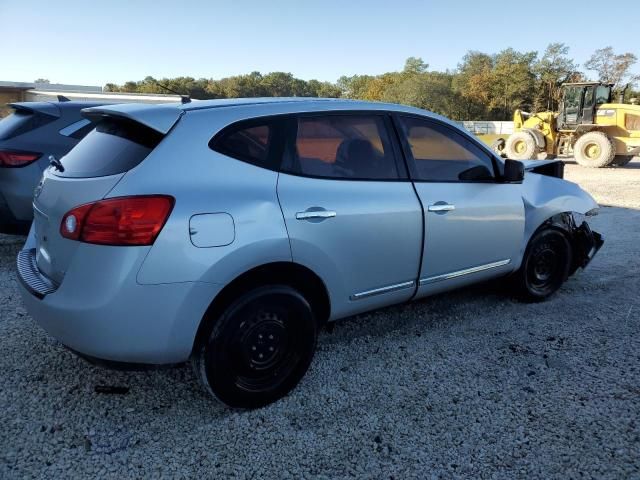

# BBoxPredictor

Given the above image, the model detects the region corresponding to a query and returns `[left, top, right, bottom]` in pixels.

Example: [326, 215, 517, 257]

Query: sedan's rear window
[0, 111, 56, 140]
[56, 118, 163, 178]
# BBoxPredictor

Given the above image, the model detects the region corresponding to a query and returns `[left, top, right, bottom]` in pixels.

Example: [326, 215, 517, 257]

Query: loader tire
[573, 132, 616, 168]
[505, 131, 537, 160]
[611, 155, 633, 167]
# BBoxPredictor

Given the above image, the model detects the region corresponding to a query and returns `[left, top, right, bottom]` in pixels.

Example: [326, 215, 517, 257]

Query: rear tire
[192, 285, 317, 409]
[513, 228, 572, 302]
[505, 131, 538, 160]
[611, 155, 633, 167]
[573, 131, 616, 168]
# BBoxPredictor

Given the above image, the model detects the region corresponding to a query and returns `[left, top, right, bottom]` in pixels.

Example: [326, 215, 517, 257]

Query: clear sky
[1, 0, 638, 86]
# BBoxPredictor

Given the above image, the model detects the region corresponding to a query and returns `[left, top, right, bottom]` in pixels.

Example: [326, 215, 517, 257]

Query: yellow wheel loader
[489, 82, 640, 167]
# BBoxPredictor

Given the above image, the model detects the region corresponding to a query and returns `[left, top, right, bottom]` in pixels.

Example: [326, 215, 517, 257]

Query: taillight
[60, 195, 174, 246]
[0, 150, 41, 167]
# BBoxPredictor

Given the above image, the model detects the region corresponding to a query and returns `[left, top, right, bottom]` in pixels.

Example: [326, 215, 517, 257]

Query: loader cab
[558, 82, 613, 130]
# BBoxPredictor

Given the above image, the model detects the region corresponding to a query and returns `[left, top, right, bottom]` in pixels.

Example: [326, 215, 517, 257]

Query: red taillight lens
[0, 150, 41, 167]
[60, 195, 174, 246]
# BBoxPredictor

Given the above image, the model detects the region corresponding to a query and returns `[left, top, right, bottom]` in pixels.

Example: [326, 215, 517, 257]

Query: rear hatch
[0, 103, 60, 143]
[32, 104, 183, 284]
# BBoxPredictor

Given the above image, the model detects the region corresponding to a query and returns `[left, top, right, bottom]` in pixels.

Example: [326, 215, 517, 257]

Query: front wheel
[193, 285, 318, 409]
[512, 229, 572, 302]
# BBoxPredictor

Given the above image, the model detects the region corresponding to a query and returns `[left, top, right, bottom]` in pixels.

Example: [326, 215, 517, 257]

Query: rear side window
[0, 111, 56, 140]
[398, 116, 495, 182]
[283, 115, 399, 180]
[210, 119, 284, 171]
[59, 119, 95, 140]
[57, 118, 163, 178]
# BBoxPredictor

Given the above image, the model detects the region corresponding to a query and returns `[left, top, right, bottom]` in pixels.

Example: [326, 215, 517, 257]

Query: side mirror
[503, 159, 524, 183]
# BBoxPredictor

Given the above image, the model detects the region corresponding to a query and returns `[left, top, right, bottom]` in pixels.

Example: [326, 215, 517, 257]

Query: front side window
[283, 115, 399, 180]
[596, 85, 611, 105]
[397, 116, 495, 182]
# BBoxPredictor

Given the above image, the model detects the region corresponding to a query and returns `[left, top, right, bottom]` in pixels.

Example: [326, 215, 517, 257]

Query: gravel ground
[1, 160, 639, 479]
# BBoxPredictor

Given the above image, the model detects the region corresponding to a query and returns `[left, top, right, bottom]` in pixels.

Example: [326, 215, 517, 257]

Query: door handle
[428, 203, 455, 213]
[295, 210, 337, 221]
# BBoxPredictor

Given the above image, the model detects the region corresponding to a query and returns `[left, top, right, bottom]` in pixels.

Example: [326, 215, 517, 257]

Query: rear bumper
[16, 245, 220, 365]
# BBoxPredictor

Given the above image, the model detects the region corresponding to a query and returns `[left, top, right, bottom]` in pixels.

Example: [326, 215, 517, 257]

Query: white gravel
[1, 159, 639, 479]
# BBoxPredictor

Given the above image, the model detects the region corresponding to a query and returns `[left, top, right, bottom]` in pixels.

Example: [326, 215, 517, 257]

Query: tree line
[103, 44, 639, 121]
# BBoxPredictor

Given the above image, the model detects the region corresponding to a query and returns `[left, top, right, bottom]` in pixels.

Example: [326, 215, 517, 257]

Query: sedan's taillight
[0, 149, 41, 167]
[60, 195, 174, 246]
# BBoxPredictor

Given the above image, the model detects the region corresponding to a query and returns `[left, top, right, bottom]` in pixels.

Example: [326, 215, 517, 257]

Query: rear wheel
[193, 285, 318, 409]
[505, 131, 538, 160]
[513, 229, 572, 302]
[573, 131, 616, 168]
[611, 155, 633, 167]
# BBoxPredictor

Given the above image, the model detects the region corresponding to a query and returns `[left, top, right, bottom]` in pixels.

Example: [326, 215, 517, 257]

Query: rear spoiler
[81, 103, 184, 135]
[8, 102, 61, 118]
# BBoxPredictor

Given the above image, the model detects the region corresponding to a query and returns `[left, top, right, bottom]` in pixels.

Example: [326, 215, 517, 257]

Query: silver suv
[17, 98, 603, 408]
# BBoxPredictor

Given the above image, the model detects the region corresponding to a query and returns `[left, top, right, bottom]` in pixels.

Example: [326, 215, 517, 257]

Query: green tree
[585, 47, 639, 90]
[533, 43, 579, 111]
[490, 48, 537, 119]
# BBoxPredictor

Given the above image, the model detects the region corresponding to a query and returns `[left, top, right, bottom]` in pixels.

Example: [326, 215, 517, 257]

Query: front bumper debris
[573, 221, 604, 269]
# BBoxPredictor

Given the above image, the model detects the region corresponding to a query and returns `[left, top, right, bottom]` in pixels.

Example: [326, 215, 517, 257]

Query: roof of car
[82, 97, 460, 135]
[179, 97, 423, 114]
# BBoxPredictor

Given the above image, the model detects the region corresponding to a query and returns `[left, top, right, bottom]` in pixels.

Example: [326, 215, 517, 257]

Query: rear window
[0, 111, 56, 140]
[56, 118, 163, 178]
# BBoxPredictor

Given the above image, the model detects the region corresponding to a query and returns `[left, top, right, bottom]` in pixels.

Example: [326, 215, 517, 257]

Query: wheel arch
[191, 261, 331, 356]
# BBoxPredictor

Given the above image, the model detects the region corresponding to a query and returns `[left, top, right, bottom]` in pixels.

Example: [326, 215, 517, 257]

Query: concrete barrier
[456, 121, 514, 135]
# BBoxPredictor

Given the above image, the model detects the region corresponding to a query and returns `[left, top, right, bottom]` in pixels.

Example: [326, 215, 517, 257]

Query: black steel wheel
[193, 285, 317, 408]
[514, 228, 572, 302]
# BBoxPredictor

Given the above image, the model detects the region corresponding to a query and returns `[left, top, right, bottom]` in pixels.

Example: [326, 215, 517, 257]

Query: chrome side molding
[350, 280, 416, 301]
[419, 259, 511, 286]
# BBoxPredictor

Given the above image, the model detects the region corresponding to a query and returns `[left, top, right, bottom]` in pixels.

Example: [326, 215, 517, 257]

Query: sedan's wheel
[513, 229, 572, 302]
[193, 285, 317, 409]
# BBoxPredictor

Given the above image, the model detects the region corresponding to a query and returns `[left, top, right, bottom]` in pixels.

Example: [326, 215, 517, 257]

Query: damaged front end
[549, 211, 604, 274]
[572, 219, 604, 269]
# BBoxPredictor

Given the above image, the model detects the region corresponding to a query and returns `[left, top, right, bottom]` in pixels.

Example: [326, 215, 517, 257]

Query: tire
[573, 131, 616, 168]
[512, 228, 572, 302]
[192, 285, 318, 409]
[505, 131, 538, 160]
[611, 155, 633, 167]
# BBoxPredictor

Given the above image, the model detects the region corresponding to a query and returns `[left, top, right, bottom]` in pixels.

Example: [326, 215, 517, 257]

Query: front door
[277, 113, 423, 320]
[581, 86, 595, 124]
[394, 115, 525, 297]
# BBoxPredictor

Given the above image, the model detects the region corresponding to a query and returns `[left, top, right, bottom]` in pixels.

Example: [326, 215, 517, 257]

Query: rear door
[277, 113, 423, 319]
[394, 115, 525, 297]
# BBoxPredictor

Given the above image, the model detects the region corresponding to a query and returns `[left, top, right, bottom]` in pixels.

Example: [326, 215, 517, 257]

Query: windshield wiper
[49, 155, 65, 172]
